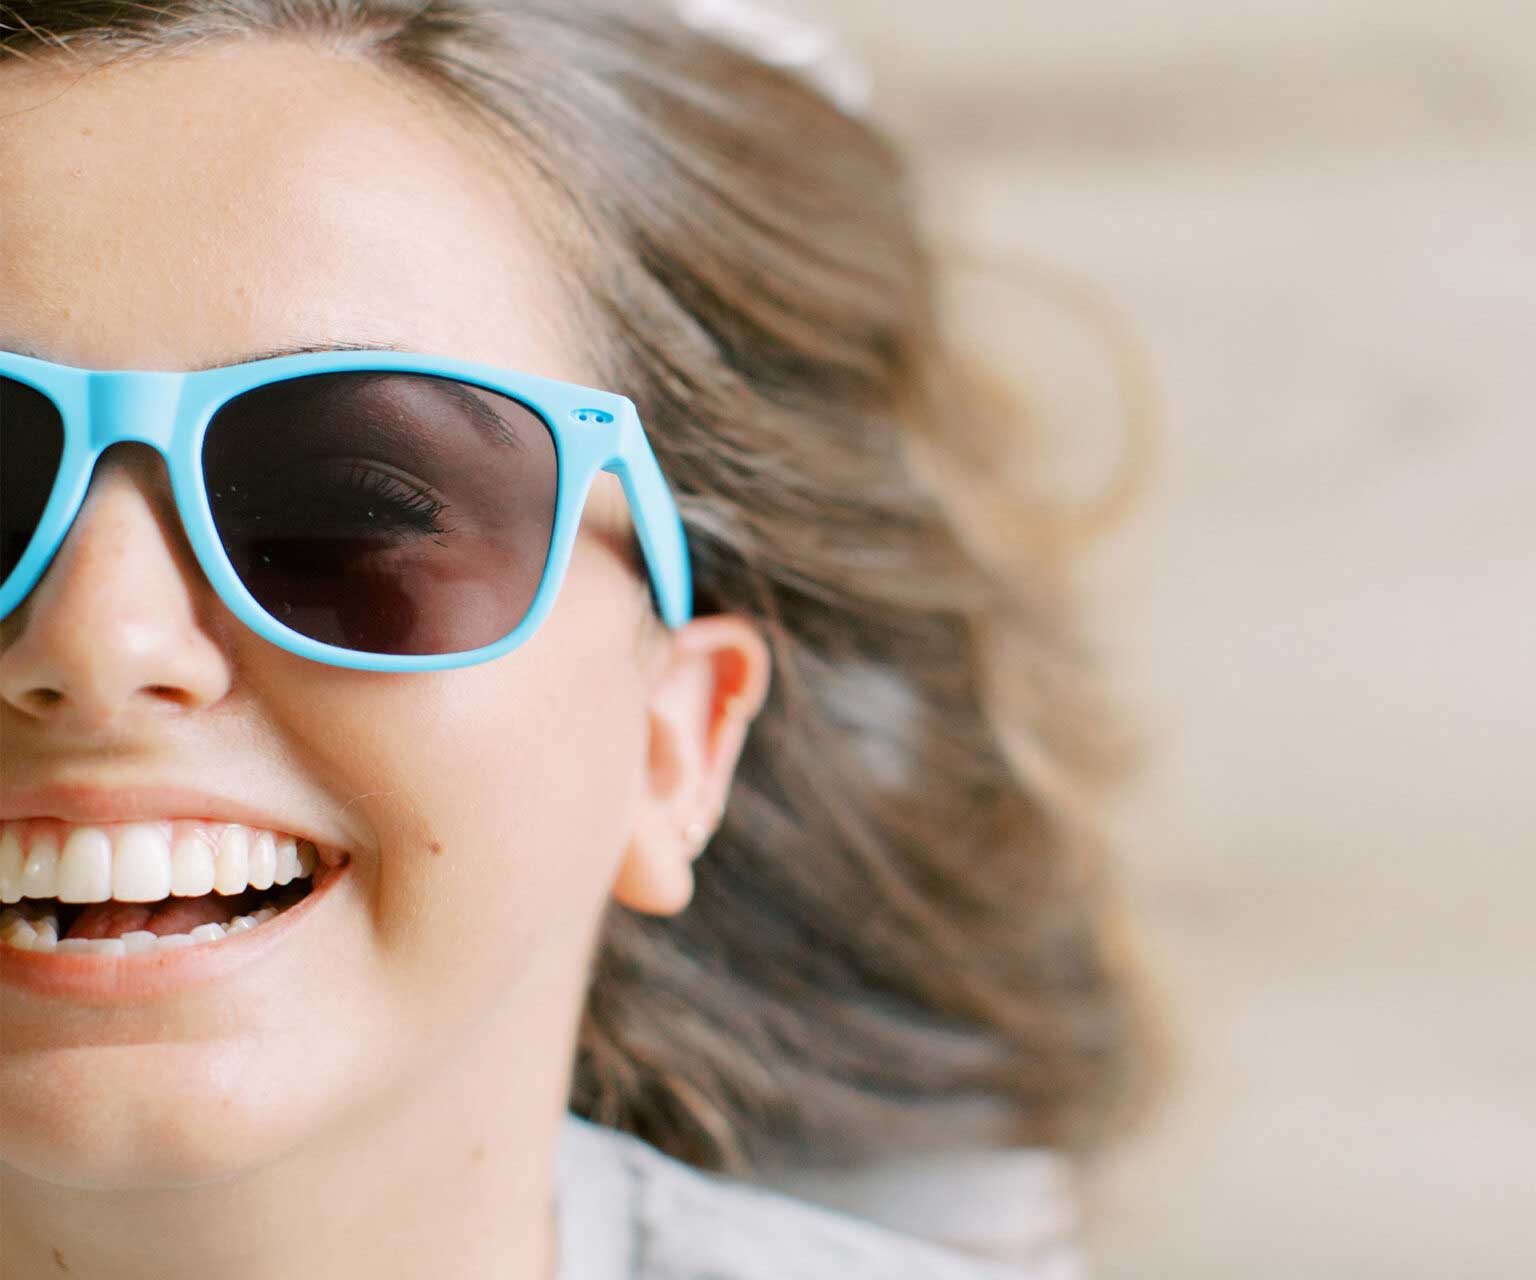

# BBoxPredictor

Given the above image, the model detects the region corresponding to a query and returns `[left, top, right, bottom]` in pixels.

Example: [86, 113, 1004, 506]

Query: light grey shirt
[555, 1116, 1083, 1280]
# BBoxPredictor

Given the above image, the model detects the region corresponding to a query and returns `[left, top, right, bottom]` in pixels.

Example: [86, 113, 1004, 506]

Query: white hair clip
[673, 0, 873, 117]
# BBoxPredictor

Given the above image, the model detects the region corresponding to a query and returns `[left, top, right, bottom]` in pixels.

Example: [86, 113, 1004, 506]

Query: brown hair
[3, 0, 1151, 1173]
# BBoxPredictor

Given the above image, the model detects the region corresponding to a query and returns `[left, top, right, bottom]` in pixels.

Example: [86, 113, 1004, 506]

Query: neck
[0, 1017, 567, 1280]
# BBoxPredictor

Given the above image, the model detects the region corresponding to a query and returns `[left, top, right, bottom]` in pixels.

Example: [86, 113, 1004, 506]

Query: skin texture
[0, 40, 771, 1280]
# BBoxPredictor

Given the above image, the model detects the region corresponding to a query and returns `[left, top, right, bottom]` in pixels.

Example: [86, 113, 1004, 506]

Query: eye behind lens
[200, 371, 560, 657]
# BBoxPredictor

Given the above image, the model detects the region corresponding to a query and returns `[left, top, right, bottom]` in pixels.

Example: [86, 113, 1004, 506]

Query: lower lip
[0, 858, 352, 1005]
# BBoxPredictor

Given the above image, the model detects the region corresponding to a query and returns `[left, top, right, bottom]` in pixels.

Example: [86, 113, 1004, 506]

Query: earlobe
[612, 614, 771, 917]
[611, 834, 698, 916]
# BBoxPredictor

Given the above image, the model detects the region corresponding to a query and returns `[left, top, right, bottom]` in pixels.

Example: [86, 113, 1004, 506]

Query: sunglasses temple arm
[606, 404, 695, 628]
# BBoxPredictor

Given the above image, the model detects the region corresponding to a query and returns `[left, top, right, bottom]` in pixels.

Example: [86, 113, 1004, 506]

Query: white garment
[555, 1115, 1083, 1280]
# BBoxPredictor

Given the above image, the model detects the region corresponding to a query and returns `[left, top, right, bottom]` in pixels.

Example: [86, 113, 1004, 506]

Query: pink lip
[0, 857, 352, 1004]
[0, 783, 349, 866]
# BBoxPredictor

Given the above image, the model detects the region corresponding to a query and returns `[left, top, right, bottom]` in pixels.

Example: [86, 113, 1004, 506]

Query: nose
[0, 444, 233, 733]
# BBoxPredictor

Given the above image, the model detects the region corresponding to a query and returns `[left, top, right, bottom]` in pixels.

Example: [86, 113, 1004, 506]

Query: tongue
[65, 890, 263, 941]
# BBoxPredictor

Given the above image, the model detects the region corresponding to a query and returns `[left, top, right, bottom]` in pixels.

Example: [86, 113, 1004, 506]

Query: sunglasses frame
[0, 348, 694, 672]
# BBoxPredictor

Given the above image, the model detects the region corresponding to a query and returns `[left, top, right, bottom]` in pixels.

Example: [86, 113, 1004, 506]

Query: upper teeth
[0, 820, 316, 904]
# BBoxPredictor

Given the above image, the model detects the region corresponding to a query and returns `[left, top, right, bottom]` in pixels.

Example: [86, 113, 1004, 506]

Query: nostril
[15, 684, 197, 718]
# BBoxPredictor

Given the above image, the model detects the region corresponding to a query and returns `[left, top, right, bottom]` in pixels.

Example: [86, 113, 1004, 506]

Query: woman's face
[0, 41, 767, 1191]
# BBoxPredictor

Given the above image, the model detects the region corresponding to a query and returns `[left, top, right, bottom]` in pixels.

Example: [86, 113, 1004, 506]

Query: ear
[613, 613, 772, 916]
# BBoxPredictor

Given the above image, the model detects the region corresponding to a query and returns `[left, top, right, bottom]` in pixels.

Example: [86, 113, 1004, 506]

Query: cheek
[381, 657, 643, 975]
[251, 566, 649, 1014]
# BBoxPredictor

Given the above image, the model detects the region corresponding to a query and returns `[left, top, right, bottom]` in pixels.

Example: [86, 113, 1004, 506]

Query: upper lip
[0, 783, 349, 858]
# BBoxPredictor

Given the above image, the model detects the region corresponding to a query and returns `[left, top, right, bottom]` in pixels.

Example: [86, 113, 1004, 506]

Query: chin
[0, 1040, 326, 1191]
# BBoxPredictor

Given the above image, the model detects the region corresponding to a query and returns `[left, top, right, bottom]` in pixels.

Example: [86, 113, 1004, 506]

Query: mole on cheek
[53, 1247, 69, 1272]
[428, 840, 443, 856]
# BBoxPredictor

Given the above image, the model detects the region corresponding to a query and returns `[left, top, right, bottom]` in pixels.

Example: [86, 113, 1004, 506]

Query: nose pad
[0, 443, 233, 730]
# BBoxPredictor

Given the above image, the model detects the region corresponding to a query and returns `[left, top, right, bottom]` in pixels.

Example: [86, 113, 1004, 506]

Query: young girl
[0, 3, 1144, 1276]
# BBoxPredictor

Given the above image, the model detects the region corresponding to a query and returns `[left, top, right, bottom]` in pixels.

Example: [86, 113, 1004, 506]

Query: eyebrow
[0, 338, 408, 370]
[199, 339, 410, 370]
[217, 342, 532, 451]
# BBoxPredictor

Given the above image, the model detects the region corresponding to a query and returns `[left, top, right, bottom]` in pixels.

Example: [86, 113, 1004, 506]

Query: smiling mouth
[0, 819, 326, 956]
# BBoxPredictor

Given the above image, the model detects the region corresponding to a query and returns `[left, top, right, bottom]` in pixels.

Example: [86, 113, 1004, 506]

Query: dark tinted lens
[0, 376, 66, 586]
[203, 372, 559, 656]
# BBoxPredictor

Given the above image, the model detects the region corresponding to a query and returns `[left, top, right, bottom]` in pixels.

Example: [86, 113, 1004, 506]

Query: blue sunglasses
[0, 348, 693, 672]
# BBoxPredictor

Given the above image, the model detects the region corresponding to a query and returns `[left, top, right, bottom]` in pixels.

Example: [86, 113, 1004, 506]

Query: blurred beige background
[817, 1, 1536, 1276]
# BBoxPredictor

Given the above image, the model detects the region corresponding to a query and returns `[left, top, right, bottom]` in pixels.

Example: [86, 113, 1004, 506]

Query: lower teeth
[0, 893, 305, 956]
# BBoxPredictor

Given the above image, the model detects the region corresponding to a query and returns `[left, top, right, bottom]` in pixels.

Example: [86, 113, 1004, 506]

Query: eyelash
[335, 463, 448, 534]
[213, 458, 450, 540]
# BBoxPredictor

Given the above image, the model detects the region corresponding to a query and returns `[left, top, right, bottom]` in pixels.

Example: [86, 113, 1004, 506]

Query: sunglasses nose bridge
[88, 370, 184, 454]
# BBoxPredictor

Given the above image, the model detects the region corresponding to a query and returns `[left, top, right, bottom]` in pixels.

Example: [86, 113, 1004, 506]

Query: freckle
[80, 126, 92, 137]
[471, 1144, 486, 1162]
[53, 1246, 70, 1271]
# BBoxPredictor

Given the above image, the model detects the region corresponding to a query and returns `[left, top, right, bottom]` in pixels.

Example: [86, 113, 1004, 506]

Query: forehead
[0, 40, 586, 380]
